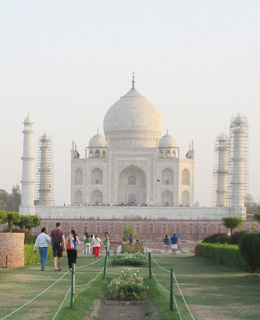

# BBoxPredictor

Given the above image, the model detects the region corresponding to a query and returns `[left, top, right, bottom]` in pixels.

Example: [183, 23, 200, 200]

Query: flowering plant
[113, 252, 147, 266]
[107, 270, 149, 300]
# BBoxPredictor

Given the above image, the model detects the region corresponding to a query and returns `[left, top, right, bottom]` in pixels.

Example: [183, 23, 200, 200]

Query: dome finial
[132, 71, 135, 88]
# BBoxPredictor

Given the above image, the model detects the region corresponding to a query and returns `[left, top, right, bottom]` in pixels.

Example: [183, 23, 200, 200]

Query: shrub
[24, 244, 52, 265]
[107, 271, 148, 300]
[197, 243, 249, 271]
[230, 231, 248, 245]
[202, 233, 230, 244]
[122, 243, 144, 253]
[239, 233, 260, 272]
[113, 252, 147, 266]
[122, 225, 139, 242]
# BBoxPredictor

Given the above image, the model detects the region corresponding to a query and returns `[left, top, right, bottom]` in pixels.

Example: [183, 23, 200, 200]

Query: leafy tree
[253, 212, 260, 223]
[14, 214, 42, 233]
[222, 217, 243, 236]
[0, 210, 7, 224]
[1, 211, 21, 232]
[123, 225, 139, 242]
[0, 200, 7, 210]
[0, 186, 21, 212]
[9, 185, 21, 212]
[245, 193, 260, 215]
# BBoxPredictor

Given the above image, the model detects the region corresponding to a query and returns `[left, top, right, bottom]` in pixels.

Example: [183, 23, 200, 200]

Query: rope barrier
[151, 256, 170, 273]
[0, 270, 70, 320]
[51, 286, 71, 320]
[75, 267, 104, 288]
[151, 255, 196, 320]
[151, 269, 170, 294]
[76, 256, 105, 269]
[172, 273, 196, 320]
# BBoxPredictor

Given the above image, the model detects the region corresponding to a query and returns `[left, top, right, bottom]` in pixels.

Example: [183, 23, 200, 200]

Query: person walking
[66, 230, 80, 270]
[104, 232, 110, 257]
[92, 234, 102, 258]
[84, 235, 91, 254]
[170, 233, 178, 255]
[34, 227, 51, 271]
[163, 235, 170, 254]
[51, 222, 65, 271]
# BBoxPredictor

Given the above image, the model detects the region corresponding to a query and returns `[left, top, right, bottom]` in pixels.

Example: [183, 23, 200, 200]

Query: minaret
[215, 134, 229, 207]
[230, 115, 248, 218]
[20, 115, 35, 215]
[36, 134, 54, 206]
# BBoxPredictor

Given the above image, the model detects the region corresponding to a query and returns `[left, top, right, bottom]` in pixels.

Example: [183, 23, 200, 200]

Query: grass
[1, 252, 260, 320]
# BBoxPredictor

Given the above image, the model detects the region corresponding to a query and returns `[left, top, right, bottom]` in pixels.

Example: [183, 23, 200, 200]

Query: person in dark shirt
[51, 222, 65, 271]
[163, 235, 170, 254]
[170, 234, 178, 255]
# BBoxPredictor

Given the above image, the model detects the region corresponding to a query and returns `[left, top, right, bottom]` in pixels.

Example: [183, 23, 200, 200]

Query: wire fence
[1, 251, 196, 320]
[150, 253, 196, 320]
[0, 255, 107, 320]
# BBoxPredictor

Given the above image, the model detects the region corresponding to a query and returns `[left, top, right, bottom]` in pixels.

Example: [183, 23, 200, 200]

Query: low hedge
[197, 243, 249, 271]
[24, 244, 53, 265]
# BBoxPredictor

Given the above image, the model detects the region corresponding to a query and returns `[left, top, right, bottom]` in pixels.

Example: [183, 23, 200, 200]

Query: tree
[222, 217, 243, 236]
[123, 225, 139, 242]
[245, 193, 260, 215]
[253, 212, 260, 224]
[5, 212, 20, 232]
[9, 185, 21, 212]
[0, 186, 21, 212]
[0, 210, 7, 224]
[14, 214, 42, 233]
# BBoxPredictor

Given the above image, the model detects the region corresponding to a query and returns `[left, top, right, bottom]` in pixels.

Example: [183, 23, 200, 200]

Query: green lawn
[0, 253, 260, 320]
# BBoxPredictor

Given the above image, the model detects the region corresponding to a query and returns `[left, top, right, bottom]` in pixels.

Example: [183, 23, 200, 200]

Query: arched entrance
[118, 165, 146, 205]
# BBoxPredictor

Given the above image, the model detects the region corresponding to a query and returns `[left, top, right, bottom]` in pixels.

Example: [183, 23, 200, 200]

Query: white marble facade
[71, 82, 194, 207]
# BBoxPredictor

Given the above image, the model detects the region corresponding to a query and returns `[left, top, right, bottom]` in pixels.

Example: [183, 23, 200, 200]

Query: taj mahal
[19, 76, 249, 240]
[71, 77, 194, 208]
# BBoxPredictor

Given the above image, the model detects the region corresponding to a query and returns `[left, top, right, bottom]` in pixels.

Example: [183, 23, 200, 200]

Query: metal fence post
[170, 268, 174, 311]
[148, 252, 152, 279]
[103, 254, 108, 280]
[70, 263, 75, 308]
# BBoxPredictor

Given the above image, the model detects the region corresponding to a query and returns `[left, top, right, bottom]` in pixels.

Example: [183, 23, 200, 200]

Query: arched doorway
[118, 165, 146, 205]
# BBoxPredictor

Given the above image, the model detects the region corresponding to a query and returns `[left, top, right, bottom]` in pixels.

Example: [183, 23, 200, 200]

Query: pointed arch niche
[91, 168, 103, 184]
[118, 165, 146, 205]
[182, 169, 190, 185]
[162, 168, 174, 185]
[91, 189, 103, 205]
[161, 190, 173, 206]
[75, 190, 82, 205]
[75, 168, 83, 185]
[182, 190, 190, 206]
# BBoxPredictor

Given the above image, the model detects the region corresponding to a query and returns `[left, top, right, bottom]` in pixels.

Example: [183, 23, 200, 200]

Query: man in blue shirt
[170, 234, 178, 255]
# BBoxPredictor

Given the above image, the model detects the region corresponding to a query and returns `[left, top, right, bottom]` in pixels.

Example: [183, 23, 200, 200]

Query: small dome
[23, 114, 33, 124]
[89, 133, 107, 148]
[217, 133, 228, 142]
[159, 133, 177, 148]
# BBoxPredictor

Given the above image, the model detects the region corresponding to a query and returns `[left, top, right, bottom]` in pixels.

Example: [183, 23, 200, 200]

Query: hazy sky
[0, 1, 259, 206]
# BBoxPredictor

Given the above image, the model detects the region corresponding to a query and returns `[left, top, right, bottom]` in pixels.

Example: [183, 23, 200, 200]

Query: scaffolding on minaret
[35, 133, 55, 206]
[228, 114, 249, 208]
[212, 133, 229, 207]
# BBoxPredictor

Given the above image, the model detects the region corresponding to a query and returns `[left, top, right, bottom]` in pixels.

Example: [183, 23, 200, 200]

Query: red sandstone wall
[0, 233, 25, 268]
[32, 219, 260, 242]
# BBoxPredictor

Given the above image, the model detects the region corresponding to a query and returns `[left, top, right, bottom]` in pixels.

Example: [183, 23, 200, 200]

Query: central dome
[103, 86, 162, 144]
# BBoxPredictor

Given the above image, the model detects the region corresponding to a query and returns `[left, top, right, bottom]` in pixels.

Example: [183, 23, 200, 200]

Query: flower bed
[113, 252, 147, 266]
[122, 243, 144, 253]
[107, 271, 149, 301]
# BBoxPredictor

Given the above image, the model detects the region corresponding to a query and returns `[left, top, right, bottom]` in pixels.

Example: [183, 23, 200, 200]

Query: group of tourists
[83, 232, 110, 257]
[163, 234, 178, 254]
[34, 222, 110, 271]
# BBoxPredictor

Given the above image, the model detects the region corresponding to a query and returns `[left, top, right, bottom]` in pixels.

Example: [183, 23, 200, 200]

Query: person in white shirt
[34, 228, 51, 271]
[92, 234, 102, 258]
